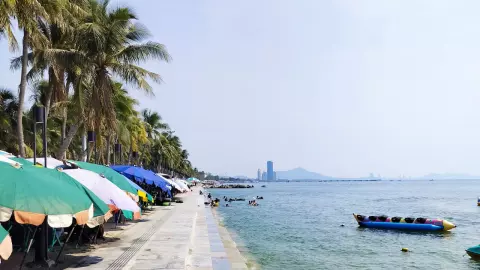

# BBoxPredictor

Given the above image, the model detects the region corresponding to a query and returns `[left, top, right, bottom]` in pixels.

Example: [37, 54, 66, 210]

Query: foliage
[0, 0, 195, 177]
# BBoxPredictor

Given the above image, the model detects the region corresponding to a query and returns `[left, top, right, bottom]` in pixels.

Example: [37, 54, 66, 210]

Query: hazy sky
[2, 0, 480, 178]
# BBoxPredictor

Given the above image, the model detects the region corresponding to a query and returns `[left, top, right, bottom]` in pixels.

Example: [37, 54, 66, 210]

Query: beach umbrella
[26, 157, 65, 169]
[0, 225, 12, 261]
[0, 161, 100, 228]
[61, 169, 141, 220]
[110, 165, 171, 196]
[72, 161, 140, 202]
[23, 158, 139, 221]
[6, 157, 111, 228]
[0, 155, 18, 165]
[186, 177, 198, 182]
[123, 176, 154, 203]
[0, 150, 12, 156]
[175, 179, 190, 191]
[157, 174, 185, 192]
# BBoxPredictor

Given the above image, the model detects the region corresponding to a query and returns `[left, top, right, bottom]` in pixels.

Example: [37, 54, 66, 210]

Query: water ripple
[210, 180, 480, 270]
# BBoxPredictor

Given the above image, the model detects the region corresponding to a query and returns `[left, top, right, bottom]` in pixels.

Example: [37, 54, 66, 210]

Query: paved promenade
[66, 189, 249, 270]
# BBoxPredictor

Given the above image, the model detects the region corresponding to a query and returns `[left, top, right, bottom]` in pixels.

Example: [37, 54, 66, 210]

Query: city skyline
[267, 161, 274, 181]
[257, 161, 277, 181]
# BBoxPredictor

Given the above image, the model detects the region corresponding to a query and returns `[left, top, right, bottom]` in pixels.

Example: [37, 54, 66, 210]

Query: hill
[276, 167, 334, 180]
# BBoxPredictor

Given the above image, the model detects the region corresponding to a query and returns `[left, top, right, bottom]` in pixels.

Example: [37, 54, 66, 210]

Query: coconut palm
[56, 0, 171, 158]
[142, 109, 169, 140]
[0, 0, 85, 157]
[0, 88, 19, 152]
[0, 0, 196, 177]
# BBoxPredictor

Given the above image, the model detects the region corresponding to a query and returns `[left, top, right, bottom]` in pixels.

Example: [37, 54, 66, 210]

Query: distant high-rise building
[257, 169, 261, 181]
[262, 172, 267, 181]
[267, 161, 274, 181]
[273, 171, 277, 181]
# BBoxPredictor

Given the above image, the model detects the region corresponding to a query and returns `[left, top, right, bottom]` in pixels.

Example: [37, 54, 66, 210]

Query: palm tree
[56, 0, 171, 158]
[109, 82, 138, 163]
[0, 2, 197, 174]
[0, 88, 19, 152]
[0, 0, 85, 156]
[142, 109, 169, 139]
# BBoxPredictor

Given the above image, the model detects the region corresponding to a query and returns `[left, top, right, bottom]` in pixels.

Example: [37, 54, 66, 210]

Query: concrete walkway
[67, 190, 248, 270]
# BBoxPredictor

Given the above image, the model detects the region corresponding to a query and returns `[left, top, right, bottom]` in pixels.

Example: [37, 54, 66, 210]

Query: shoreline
[210, 207, 259, 270]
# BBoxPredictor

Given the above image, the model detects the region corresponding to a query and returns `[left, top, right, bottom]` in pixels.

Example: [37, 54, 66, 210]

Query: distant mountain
[232, 175, 250, 179]
[419, 173, 480, 180]
[276, 167, 334, 180]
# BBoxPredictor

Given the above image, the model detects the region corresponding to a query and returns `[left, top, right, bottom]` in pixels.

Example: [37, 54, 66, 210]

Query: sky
[2, 0, 480, 178]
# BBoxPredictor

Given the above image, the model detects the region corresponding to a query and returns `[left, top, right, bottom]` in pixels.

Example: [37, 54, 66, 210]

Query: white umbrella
[26, 158, 139, 214]
[156, 173, 185, 192]
[157, 174, 184, 192]
[174, 179, 189, 191]
[26, 157, 66, 169]
[0, 155, 19, 165]
[63, 169, 140, 217]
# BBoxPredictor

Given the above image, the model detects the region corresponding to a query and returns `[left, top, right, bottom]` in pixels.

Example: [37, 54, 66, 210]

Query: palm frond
[111, 63, 161, 92]
[116, 42, 171, 64]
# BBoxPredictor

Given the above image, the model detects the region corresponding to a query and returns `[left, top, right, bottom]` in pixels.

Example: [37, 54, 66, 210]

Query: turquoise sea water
[209, 180, 480, 270]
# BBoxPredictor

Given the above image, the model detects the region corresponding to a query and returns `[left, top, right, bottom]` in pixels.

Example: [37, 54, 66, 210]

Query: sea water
[209, 180, 480, 270]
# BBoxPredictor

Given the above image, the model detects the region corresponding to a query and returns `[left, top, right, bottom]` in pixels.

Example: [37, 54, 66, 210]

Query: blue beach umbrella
[110, 165, 171, 196]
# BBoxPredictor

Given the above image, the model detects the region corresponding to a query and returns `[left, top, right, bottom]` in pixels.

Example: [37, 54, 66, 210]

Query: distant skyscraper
[267, 161, 274, 181]
[273, 171, 277, 181]
[262, 172, 267, 181]
[257, 169, 261, 181]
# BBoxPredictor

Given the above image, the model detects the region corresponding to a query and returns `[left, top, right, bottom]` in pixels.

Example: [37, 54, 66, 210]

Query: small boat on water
[477, 197, 480, 206]
[353, 214, 456, 231]
[261, 185, 266, 187]
[466, 245, 480, 259]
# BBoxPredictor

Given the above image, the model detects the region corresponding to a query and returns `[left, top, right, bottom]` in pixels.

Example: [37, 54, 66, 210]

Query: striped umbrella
[0, 225, 12, 261]
[0, 160, 109, 228]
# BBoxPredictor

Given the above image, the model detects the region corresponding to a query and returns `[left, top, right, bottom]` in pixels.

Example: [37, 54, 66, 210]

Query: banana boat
[353, 214, 456, 231]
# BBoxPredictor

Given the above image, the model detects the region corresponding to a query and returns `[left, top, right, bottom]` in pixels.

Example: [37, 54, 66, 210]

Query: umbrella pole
[76, 225, 85, 248]
[19, 226, 38, 270]
[115, 212, 119, 228]
[32, 220, 54, 267]
[54, 225, 76, 264]
[92, 225, 101, 244]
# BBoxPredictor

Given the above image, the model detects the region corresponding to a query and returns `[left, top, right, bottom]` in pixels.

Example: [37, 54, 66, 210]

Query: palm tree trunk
[56, 123, 80, 159]
[81, 132, 87, 161]
[128, 144, 132, 165]
[45, 68, 55, 119]
[106, 135, 111, 165]
[139, 144, 146, 167]
[61, 107, 67, 142]
[16, 29, 29, 157]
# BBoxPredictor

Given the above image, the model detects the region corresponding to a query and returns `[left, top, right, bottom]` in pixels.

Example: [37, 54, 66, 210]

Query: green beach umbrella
[71, 161, 144, 220]
[72, 161, 139, 198]
[10, 157, 112, 227]
[0, 160, 109, 228]
[0, 225, 12, 260]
